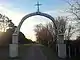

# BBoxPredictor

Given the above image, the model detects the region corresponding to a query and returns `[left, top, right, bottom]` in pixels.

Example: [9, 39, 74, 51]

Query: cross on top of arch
[35, 1, 42, 12]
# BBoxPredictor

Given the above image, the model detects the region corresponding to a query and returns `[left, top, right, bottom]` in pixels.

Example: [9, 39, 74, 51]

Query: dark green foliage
[0, 29, 33, 46]
[18, 32, 33, 44]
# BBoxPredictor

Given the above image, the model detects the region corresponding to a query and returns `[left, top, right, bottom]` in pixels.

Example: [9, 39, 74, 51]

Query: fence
[65, 40, 80, 58]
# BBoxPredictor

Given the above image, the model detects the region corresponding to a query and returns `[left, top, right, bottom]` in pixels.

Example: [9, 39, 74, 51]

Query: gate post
[57, 33, 66, 58]
[9, 33, 18, 58]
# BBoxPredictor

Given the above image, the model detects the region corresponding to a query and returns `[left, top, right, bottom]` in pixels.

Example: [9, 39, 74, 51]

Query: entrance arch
[10, 11, 58, 58]
[12, 12, 57, 43]
[16, 12, 57, 35]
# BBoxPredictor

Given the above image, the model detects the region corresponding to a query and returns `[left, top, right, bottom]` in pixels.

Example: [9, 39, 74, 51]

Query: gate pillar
[9, 33, 18, 58]
[57, 33, 66, 58]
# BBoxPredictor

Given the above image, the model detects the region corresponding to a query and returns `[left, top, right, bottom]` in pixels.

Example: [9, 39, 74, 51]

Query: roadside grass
[40, 46, 59, 60]
[18, 44, 59, 60]
[18, 44, 32, 59]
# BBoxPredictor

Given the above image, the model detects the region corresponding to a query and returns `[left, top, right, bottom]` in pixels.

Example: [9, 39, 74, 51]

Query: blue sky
[0, 0, 68, 12]
[0, 0, 71, 41]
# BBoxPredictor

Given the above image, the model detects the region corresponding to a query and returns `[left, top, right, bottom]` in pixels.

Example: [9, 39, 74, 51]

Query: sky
[0, 0, 72, 41]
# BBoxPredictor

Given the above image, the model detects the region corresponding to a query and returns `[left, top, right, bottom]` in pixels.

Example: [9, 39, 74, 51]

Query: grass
[39, 45, 59, 60]
[18, 44, 56, 60]
[18, 44, 32, 58]
[0, 44, 59, 60]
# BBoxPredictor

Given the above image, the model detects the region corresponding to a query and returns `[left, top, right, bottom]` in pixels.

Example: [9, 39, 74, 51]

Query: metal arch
[15, 12, 57, 35]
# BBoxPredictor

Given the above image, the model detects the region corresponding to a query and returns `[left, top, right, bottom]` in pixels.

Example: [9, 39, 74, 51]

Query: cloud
[0, 4, 27, 26]
[0, 3, 37, 40]
[0, 3, 50, 41]
[0, 3, 75, 41]
[44, 9, 72, 18]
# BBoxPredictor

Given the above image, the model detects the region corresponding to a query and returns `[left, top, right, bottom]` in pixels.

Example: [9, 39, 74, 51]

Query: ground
[19, 44, 59, 60]
[0, 44, 78, 60]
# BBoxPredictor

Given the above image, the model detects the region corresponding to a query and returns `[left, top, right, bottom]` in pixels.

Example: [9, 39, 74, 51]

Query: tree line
[0, 14, 34, 46]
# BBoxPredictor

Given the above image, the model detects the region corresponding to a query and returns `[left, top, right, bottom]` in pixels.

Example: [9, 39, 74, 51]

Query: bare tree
[65, 0, 80, 20]
[64, 0, 80, 27]
[55, 16, 67, 34]
[0, 13, 15, 32]
[34, 16, 68, 46]
[65, 23, 76, 40]
[63, 0, 80, 39]
[34, 23, 55, 47]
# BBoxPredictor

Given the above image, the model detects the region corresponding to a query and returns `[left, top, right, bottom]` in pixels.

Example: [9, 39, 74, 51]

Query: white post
[68, 46, 71, 58]
[9, 33, 18, 57]
[79, 48, 80, 54]
[57, 34, 66, 58]
[75, 48, 76, 56]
